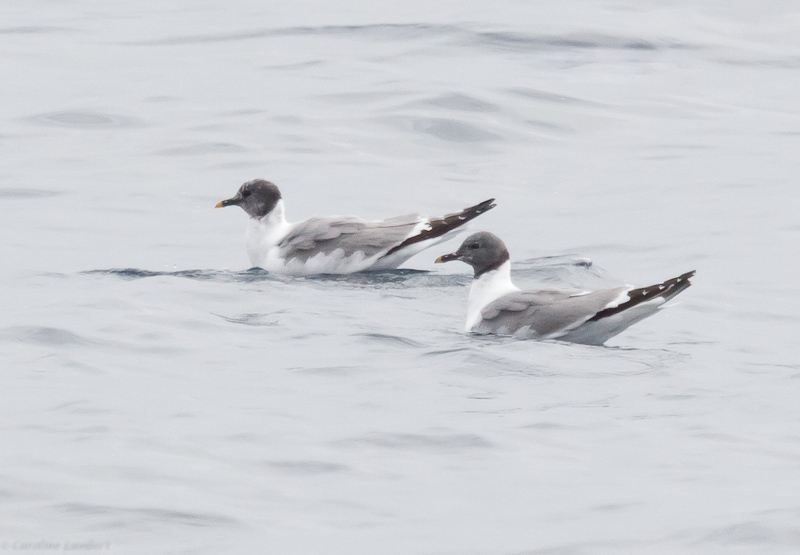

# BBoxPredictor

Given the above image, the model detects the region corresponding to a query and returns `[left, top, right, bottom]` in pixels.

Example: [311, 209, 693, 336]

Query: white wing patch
[601, 289, 632, 310]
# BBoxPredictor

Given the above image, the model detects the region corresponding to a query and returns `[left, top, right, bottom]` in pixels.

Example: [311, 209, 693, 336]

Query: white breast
[465, 261, 519, 332]
[244, 200, 292, 269]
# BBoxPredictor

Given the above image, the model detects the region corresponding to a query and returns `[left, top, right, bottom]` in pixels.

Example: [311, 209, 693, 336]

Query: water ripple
[263, 460, 350, 475]
[0, 188, 61, 199]
[82, 260, 596, 289]
[0, 26, 78, 35]
[216, 312, 282, 326]
[129, 23, 457, 46]
[57, 503, 239, 528]
[471, 31, 663, 52]
[697, 520, 797, 548]
[23, 111, 142, 129]
[83, 268, 281, 283]
[337, 432, 494, 452]
[407, 116, 501, 142]
[129, 24, 699, 54]
[302, 269, 467, 288]
[507, 87, 605, 106]
[352, 333, 425, 348]
[155, 142, 248, 156]
[4, 326, 91, 347]
[416, 92, 499, 113]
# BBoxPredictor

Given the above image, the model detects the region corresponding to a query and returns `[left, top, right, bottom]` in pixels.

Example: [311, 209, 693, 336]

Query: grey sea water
[2, 1, 800, 553]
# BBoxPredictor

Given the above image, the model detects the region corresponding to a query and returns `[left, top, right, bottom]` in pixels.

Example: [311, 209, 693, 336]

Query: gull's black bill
[435, 253, 460, 263]
[215, 197, 238, 208]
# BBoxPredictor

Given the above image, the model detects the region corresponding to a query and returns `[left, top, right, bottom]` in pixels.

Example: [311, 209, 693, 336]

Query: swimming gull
[216, 179, 496, 275]
[436, 232, 695, 345]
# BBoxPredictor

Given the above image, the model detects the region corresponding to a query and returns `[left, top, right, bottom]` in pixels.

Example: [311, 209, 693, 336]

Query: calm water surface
[2, 1, 800, 554]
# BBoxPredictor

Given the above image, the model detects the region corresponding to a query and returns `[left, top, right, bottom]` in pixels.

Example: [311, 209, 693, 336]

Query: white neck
[465, 260, 519, 331]
[258, 198, 288, 226]
[245, 199, 291, 267]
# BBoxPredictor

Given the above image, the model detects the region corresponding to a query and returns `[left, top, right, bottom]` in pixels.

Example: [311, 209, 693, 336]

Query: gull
[216, 179, 495, 275]
[436, 232, 695, 345]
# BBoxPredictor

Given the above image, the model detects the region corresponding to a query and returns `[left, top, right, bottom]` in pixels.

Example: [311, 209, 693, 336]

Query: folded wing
[476, 271, 695, 344]
[477, 288, 628, 338]
[278, 214, 423, 263]
[278, 198, 496, 267]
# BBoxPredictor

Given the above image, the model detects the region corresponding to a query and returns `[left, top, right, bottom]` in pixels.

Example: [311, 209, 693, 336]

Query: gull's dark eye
[241, 190, 252, 198]
[469, 243, 479, 250]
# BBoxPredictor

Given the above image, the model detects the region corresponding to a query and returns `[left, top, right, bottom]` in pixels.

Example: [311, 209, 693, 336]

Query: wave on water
[82, 267, 444, 286]
[82, 268, 280, 283]
[83, 256, 597, 288]
[0, 26, 78, 35]
[0, 188, 61, 199]
[131, 23, 699, 53]
[22, 111, 143, 129]
[3, 326, 93, 346]
[468, 31, 667, 52]
[512, 253, 607, 287]
[518, 254, 594, 268]
[215, 312, 283, 326]
[352, 332, 426, 348]
[128, 23, 457, 46]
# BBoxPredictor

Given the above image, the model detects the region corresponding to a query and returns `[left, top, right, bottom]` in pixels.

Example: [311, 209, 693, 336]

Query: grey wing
[476, 287, 629, 338]
[279, 214, 423, 263]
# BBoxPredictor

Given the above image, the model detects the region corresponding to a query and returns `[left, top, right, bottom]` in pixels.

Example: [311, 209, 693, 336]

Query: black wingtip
[673, 270, 696, 289]
[588, 269, 696, 322]
[461, 198, 497, 219]
[473, 198, 496, 213]
[383, 198, 497, 257]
